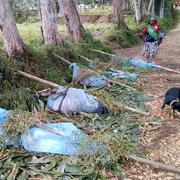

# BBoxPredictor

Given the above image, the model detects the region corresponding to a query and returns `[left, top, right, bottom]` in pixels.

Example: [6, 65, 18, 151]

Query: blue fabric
[0, 108, 9, 125]
[47, 86, 107, 115]
[124, 57, 160, 70]
[21, 122, 96, 155]
[70, 63, 107, 88]
[0, 108, 96, 155]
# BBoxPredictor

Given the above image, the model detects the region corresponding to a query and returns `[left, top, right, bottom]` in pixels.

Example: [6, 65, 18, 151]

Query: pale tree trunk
[134, 0, 142, 23]
[160, 0, 165, 18]
[113, 0, 124, 23]
[148, 0, 155, 16]
[0, 0, 25, 57]
[40, 0, 65, 45]
[113, 0, 128, 30]
[61, 0, 85, 43]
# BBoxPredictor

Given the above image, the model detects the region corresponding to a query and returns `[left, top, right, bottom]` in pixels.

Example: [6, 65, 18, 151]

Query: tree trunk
[61, 0, 85, 43]
[113, 0, 124, 23]
[113, 0, 128, 30]
[160, 0, 165, 18]
[134, 0, 142, 23]
[148, 0, 155, 16]
[0, 0, 25, 57]
[40, 0, 65, 45]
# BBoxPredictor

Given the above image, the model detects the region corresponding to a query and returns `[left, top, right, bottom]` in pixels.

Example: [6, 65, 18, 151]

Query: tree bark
[148, 0, 155, 16]
[160, 0, 165, 18]
[134, 0, 142, 23]
[113, 0, 124, 23]
[113, 0, 128, 30]
[0, 0, 26, 57]
[61, 0, 85, 43]
[40, 0, 65, 45]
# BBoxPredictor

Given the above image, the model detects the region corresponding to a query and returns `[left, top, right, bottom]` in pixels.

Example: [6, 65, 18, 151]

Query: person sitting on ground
[143, 17, 161, 63]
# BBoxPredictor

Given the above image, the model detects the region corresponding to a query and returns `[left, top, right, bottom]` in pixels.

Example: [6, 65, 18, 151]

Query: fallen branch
[116, 103, 150, 116]
[129, 155, 180, 174]
[156, 65, 180, 74]
[79, 55, 93, 63]
[107, 78, 136, 91]
[91, 49, 114, 56]
[51, 52, 71, 65]
[16, 70, 59, 88]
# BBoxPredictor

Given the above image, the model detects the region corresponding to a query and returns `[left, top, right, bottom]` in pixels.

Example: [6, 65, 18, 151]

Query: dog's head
[172, 102, 180, 112]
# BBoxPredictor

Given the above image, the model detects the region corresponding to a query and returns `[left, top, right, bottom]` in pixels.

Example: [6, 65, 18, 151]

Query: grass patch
[80, 5, 112, 15]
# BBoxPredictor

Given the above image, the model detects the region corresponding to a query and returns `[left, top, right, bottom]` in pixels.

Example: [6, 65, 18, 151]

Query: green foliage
[158, 9, 180, 32]
[80, 5, 112, 15]
[73, 32, 113, 62]
[11, 0, 39, 23]
[105, 24, 140, 48]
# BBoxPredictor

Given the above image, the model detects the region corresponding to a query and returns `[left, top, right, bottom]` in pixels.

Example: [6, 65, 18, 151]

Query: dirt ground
[117, 22, 180, 179]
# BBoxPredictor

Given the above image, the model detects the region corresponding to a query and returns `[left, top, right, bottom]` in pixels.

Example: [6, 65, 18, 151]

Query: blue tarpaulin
[0, 108, 96, 155]
[124, 57, 160, 70]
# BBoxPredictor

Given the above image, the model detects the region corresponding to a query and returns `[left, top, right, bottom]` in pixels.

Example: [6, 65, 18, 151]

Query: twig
[129, 155, 180, 174]
[51, 52, 71, 65]
[35, 121, 65, 138]
[79, 55, 93, 63]
[106, 78, 136, 91]
[115, 103, 150, 116]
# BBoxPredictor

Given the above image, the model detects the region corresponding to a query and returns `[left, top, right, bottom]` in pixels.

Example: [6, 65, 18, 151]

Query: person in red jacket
[143, 17, 161, 63]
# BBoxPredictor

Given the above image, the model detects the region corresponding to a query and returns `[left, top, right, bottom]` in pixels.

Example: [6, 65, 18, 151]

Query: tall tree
[0, 0, 26, 57]
[40, 0, 65, 45]
[134, 0, 142, 23]
[61, 0, 85, 43]
[148, 0, 155, 16]
[113, 0, 128, 29]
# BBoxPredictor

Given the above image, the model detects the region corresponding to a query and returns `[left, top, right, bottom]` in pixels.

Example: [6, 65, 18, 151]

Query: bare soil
[117, 23, 180, 179]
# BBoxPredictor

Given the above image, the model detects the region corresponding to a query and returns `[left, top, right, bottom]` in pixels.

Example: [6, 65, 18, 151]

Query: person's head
[149, 17, 157, 25]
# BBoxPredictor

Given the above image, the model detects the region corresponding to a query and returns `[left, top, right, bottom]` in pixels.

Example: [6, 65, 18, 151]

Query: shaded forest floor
[118, 21, 180, 179]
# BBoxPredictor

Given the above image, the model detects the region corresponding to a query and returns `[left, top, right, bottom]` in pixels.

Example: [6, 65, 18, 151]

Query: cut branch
[156, 65, 180, 74]
[16, 70, 59, 88]
[115, 103, 150, 116]
[129, 155, 180, 174]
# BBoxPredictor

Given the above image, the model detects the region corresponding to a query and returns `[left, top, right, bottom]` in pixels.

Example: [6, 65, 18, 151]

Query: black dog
[162, 87, 180, 118]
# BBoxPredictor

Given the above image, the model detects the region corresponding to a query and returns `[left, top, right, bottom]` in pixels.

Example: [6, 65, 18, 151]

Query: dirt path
[118, 23, 180, 179]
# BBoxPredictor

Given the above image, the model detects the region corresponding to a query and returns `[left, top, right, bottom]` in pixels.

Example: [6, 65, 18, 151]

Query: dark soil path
[117, 22, 180, 179]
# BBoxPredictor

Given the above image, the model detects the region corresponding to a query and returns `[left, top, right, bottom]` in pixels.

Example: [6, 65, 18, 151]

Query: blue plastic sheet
[0, 108, 95, 155]
[47, 86, 108, 115]
[70, 63, 107, 88]
[125, 57, 160, 70]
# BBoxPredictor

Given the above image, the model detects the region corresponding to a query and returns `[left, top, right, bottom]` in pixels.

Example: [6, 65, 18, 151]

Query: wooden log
[16, 70, 59, 88]
[129, 155, 180, 174]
